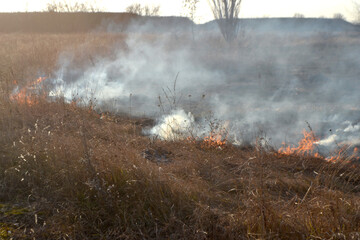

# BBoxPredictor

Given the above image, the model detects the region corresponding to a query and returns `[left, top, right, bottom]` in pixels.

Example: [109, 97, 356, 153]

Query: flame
[354, 147, 360, 161]
[278, 129, 359, 164]
[326, 146, 360, 163]
[185, 130, 227, 149]
[325, 145, 348, 163]
[186, 133, 227, 149]
[203, 133, 227, 148]
[278, 130, 319, 157]
[201, 121, 229, 149]
[10, 77, 47, 106]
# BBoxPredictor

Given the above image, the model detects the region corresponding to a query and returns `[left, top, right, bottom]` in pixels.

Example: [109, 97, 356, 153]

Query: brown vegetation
[0, 13, 194, 34]
[0, 12, 137, 33]
[0, 33, 359, 239]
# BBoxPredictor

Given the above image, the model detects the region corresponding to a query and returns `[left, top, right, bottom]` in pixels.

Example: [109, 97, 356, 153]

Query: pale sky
[0, 0, 357, 23]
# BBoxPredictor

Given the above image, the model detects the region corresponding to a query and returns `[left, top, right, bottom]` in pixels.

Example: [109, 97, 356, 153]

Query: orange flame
[354, 148, 360, 161]
[278, 130, 359, 164]
[325, 145, 347, 163]
[186, 131, 227, 149]
[202, 121, 229, 149]
[10, 77, 47, 106]
[326, 146, 360, 163]
[203, 133, 227, 148]
[278, 130, 319, 157]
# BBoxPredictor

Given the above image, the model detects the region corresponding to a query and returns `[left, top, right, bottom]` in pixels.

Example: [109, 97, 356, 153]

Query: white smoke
[43, 20, 360, 154]
[149, 109, 195, 140]
[316, 134, 338, 147]
[344, 122, 360, 133]
[316, 122, 360, 149]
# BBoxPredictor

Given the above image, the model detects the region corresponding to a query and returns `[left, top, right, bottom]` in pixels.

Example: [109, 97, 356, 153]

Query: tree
[45, 0, 103, 12]
[208, 0, 243, 43]
[126, 3, 160, 16]
[354, 1, 360, 23]
[183, 0, 200, 22]
[333, 13, 346, 20]
[293, 13, 305, 18]
[183, 0, 200, 40]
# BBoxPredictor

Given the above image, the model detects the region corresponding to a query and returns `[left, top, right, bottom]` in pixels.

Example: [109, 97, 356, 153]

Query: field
[0, 30, 360, 240]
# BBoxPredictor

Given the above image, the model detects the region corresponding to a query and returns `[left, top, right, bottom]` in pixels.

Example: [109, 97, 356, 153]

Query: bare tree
[126, 3, 142, 15]
[353, 1, 360, 23]
[126, 3, 160, 16]
[208, 0, 242, 43]
[333, 13, 346, 20]
[183, 0, 200, 40]
[293, 13, 305, 18]
[45, 0, 103, 12]
[183, 0, 200, 22]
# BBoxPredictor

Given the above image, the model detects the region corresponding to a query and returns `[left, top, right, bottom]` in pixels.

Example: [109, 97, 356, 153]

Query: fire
[354, 147, 360, 161]
[202, 133, 227, 148]
[278, 129, 360, 164]
[185, 130, 227, 149]
[186, 133, 227, 149]
[278, 130, 319, 157]
[325, 145, 348, 163]
[10, 77, 47, 105]
[326, 146, 360, 163]
[201, 121, 229, 149]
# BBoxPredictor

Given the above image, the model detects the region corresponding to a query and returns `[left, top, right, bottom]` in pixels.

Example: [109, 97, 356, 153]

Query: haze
[0, 0, 356, 23]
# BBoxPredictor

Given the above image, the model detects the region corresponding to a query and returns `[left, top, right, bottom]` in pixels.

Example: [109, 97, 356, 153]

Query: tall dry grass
[0, 32, 359, 239]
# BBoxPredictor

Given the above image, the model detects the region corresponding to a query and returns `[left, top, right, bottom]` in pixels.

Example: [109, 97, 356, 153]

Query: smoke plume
[47, 18, 360, 154]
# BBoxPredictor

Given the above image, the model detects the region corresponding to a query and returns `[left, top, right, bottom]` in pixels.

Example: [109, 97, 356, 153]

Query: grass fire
[9, 77, 47, 106]
[0, 8, 360, 240]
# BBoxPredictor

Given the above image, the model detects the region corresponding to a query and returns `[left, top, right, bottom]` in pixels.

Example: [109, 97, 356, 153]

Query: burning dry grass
[278, 129, 360, 164]
[0, 100, 359, 239]
[0, 33, 360, 239]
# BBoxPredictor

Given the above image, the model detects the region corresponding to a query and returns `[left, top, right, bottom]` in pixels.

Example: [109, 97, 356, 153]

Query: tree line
[44, 0, 359, 43]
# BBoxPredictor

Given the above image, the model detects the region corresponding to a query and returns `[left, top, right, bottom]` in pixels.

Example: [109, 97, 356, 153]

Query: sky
[0, 0, 357, 23]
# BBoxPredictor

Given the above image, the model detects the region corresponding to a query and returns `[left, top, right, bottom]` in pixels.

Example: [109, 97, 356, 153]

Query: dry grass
[0, 12, 137, 33]
[0, 33, 359, 239]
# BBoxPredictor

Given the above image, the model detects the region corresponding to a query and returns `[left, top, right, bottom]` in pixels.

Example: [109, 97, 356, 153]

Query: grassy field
[0, 32, 359, 239]
[0, 13, 138, 33]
